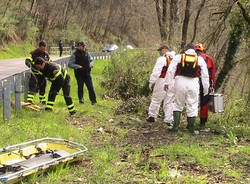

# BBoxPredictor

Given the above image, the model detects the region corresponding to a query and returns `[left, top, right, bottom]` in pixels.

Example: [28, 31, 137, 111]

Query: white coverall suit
[148, 51, 176, 122]
[165, 49, 209, 117]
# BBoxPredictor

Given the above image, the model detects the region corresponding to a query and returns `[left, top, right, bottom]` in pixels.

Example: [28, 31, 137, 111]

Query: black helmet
[39, 40, 47, 47]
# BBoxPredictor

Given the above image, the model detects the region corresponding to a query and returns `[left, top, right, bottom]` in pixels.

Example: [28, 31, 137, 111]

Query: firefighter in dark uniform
[25, 40, 51, 104]
[33, 57, 76, 115]
[68, 41, 97, 104]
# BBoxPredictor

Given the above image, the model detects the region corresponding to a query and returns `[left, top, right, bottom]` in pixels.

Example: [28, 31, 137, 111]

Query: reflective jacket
[40, 62, 67, 81]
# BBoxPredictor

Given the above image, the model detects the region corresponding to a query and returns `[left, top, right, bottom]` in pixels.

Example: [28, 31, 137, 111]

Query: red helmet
[195, 43, 206, 52]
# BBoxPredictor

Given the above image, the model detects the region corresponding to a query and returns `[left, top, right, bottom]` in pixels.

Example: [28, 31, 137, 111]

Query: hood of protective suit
[185, 49, 197, 55]
[165, 51, 176, 58]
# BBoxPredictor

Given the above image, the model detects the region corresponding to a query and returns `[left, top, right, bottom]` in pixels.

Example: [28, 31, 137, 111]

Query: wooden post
[15, 74, 22, 111]
[3, 77, 11, 121]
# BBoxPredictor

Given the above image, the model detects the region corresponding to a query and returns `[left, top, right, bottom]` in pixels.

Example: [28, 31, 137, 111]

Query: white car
[126, 45, 133, 50]
[102, 44, 119, 52]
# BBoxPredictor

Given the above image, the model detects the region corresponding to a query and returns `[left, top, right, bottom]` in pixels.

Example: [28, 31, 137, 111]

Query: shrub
[101, 50, 156, 113]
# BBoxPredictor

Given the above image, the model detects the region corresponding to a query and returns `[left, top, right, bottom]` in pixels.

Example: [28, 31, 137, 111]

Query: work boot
[187, 117, 196, 134]
[45, 107, 53, 112]
[91, 101, 97, 105]
[40, 101, 46, 105]
[146, 116, 155, 122]
[169, 111, 181, 132]
[70, 110, 77, 116]
[200, 118, 207, 129]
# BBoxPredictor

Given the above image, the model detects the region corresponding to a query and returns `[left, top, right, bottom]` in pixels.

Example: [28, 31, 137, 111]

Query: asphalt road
[0, 56, 62, 80]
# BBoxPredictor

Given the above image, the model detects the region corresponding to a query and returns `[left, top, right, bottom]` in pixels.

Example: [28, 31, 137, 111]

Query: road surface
[0, 56, 63, 80]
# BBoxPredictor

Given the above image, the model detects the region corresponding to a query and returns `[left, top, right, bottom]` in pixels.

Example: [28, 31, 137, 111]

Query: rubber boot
[169, 111, 181, 132]
[200, 118, 207, 128]
[187, 117, 196, 133]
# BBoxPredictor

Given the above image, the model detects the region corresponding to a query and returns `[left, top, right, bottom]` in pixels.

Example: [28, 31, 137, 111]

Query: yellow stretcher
[0, 138, 88, 184]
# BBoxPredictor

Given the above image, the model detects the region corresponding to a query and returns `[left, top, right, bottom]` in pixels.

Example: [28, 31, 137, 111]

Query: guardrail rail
[0, 52, 111, 121]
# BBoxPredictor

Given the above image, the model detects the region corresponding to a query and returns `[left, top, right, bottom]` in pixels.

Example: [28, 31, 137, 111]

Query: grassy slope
[0, 43, 35, 59]
[0, 59, 249, 184]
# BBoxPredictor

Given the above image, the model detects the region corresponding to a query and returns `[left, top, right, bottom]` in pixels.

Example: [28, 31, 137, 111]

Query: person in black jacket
[25, 40, 52, 104]
[34, 57, 76, 115]
[58, 40, 63, 57]
[68, 41, 97, 105]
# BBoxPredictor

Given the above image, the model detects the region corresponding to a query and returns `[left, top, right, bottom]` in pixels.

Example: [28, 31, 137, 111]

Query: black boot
[200, 118, 207, 128]
[187, 117, 196, 133]
[146, 116, 155, 122]
[169, 111, 181, 132]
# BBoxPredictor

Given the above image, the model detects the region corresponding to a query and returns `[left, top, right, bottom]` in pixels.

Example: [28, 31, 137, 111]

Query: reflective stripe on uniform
[63, 70, 67, 79]
[67, 103, 75, 112]
[182, 54, 198, 68]
[31, 69, 43, 75]
[51, 65, 62, 81]
[26, 57, 34, 65]
[68, 106, 76, 112]
[39, 95, 46, 102]
[50, 65, 67, 81]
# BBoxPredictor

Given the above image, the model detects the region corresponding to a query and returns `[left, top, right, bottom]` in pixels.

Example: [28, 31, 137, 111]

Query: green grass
[0, 58, 249, 184]
[0, 42, 34, 59]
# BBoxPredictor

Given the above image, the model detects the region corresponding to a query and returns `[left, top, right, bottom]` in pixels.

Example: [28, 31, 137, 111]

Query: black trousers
[48, 74, 73, 106]
[74, 71, 96, 103]
[28, 73, 46, 95]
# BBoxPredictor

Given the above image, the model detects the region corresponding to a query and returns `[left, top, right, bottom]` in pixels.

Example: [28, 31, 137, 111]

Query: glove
[149, 83, 154, 90]
[25, 59, 32, 68]
[203, 87, 209, 96]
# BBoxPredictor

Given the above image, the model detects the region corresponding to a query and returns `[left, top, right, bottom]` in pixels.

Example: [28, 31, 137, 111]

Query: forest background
[0, 0, 249, 183]
[0, 0, 249, 95]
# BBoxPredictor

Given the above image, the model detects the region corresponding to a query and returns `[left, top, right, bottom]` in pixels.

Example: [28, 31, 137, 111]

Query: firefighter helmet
[195, 43, 206, 52]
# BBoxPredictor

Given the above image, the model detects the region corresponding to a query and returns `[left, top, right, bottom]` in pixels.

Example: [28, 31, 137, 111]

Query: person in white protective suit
[164, 43, 209, 133]
[146, 45, 176, 125]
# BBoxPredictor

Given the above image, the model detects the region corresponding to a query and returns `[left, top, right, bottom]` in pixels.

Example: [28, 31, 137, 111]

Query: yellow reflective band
[185, 55, 196, 62]
[193, 55, 198, 68]
[67, 103, 74, 109]
[64, 70, 67, 79]
[69, 107, 76, 112]
[39, 95, 45, 98]
[51, 65, 62, 81]
[47, 101, 55, 105]
[182, 54, 185, 67]
[31, 69, 43, 75]
[27, 94, 34, 97]
[26, 57, 34, 64]
[45, 105, 53, 109]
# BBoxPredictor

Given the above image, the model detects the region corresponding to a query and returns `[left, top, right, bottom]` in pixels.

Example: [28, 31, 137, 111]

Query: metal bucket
[208, 93, 224, 113]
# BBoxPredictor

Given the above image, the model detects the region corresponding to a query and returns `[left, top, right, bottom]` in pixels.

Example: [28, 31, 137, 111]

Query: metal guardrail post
[3, 77, 11, 121]
[15, 74, 22, 111]
[24, 71, 30, 101]
[0, 53, 111, 120]
[0, 81, 2, 102]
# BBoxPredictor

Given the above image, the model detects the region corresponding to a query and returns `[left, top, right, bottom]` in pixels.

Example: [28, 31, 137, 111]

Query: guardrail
[49, 47, 72, 55]
[0, 52, 111, 121]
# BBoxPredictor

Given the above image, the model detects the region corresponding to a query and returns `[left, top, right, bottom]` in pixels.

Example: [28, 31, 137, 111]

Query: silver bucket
[208, 93, 224, 113]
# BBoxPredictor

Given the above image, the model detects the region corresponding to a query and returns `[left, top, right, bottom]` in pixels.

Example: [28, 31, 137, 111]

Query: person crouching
[34, 57, 76, 115]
